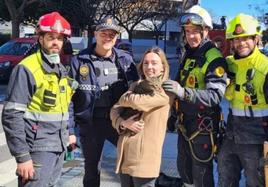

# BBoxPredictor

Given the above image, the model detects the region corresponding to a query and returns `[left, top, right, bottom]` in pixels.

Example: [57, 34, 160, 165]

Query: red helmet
[36, 12, 71, 37]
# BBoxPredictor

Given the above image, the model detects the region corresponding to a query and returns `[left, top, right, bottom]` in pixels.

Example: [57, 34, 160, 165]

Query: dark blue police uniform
[68, 44, 139, 187]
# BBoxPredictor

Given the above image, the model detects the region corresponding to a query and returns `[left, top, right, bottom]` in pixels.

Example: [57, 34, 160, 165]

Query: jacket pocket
[34, 121, 61, 148]
[125, 131, 144, 161]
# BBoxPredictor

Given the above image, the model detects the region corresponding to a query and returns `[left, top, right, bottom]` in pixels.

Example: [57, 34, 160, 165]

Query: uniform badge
[215, 67, 225, 77]
[187, 74, 195, 88]
[233, 24, 244, 35]
[79, 64, 89, 80]
[244, 95, 251, 105]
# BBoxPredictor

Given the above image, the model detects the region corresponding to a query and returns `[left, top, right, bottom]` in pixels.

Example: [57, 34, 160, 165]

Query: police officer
[162, 5, 228, 187]
[217, 13, 268, 187]
[68, 16, 139, 187]
[2, 12, 76, 186]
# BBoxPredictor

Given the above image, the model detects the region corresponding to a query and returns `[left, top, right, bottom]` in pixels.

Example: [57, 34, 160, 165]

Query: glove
[162, 80, 185, 99]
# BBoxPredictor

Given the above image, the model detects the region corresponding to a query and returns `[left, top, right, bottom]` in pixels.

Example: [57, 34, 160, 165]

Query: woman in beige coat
[110, 47, 173, 187]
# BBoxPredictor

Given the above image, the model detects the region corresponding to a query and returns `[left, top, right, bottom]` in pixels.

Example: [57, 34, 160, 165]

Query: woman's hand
[121, 114, 144, 133]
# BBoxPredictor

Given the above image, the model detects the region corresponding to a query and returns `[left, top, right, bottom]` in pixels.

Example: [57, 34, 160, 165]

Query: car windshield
[0, 41, 33, 55]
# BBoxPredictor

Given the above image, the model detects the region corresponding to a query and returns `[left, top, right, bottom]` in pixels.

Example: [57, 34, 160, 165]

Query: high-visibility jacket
[177, 40, 228, 116]
[226, 47, 268, 117]
[2, 50, 75, 163]
[20, 51, 73, 120]
[181, 47, 224, 89]
[224, 47, 268, 144]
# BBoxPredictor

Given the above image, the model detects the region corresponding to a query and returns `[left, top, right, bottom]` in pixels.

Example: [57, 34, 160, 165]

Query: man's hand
[16, 160, 35, 183]
[67, 135, 77, 151]
[162, 80, 185, 98]
[69, 135, 77, 145]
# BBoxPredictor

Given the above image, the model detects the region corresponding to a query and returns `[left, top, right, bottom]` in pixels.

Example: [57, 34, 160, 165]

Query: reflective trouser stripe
[231, 108, 268, 117]
[4, 102, 27, 111]
[23, 111, 69, 122]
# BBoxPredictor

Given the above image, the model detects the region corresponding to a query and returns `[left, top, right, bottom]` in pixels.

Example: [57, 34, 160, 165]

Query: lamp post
[164, 19, 167, 53]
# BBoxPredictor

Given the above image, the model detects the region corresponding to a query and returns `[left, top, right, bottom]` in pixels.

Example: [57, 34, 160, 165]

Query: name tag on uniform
[104, 68, 109, 75]
[103, 68, 118, 76]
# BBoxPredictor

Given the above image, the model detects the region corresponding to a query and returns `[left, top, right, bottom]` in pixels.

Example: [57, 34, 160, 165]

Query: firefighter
[2, 12, 77, 186]
[162, 5, 228, 187]
[217, 13, 268, 187]
[68, 16, 139, 187]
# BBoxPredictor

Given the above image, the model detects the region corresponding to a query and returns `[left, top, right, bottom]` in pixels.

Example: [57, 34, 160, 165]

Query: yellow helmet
[226, 13, 261, 40]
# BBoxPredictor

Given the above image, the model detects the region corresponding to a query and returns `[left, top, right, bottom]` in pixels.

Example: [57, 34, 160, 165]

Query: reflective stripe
[101, 85, 109, 91]
[231, 108, 268, 117]
[79, 84, 97, 91]
[79, 84, 109, 91]
[4, 102, 27, 111]
[24, 111, 69, 122]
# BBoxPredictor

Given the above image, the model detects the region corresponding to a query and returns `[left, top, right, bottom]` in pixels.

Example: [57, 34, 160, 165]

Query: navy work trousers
[217, 138, 263, 187]
[79, 118, 118, 187]
[18, 151, 64, 187]
[177, 132, 214, 187]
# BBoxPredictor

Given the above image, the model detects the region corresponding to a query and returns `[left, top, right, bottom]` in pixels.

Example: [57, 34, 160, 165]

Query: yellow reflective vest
[181, 47, 223, 89]
[20, 51, 74, 122]
[225, 47, 268, 117]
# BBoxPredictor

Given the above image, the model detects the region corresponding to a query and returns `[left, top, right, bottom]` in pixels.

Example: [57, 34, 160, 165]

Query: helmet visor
[180, 13, 204, 27]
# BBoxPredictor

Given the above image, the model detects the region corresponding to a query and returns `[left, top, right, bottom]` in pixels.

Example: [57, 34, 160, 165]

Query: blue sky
[201, 0, 268, 25]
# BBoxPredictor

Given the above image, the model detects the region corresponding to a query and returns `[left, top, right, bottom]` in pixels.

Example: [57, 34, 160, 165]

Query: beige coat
[110, 82, 173, 178]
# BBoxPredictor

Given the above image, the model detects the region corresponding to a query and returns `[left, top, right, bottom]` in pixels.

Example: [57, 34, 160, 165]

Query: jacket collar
[39, 50, 68, 77]
[231, 47, 262, 68]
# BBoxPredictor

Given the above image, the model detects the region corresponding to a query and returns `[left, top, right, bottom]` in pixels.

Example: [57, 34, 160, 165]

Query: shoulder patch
[215, 66, 225, 77]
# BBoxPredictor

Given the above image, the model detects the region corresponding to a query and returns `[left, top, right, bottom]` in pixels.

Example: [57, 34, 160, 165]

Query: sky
[200, 0, 268, 26]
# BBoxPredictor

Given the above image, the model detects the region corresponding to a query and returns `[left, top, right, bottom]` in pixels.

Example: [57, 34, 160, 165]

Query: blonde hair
[138, 46, 170, 81]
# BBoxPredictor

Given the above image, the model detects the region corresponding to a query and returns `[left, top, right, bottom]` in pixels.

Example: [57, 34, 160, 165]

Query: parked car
[0, 37, 73, 82]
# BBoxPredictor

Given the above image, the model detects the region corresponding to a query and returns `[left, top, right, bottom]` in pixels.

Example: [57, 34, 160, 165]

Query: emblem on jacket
[215, 66, 225, 77]
[80, 64, 89, 80]
[188, 74, 196, 88]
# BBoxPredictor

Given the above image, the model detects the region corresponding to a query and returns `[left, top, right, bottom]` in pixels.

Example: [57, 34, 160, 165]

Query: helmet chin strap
[201, 27, 209, 40]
